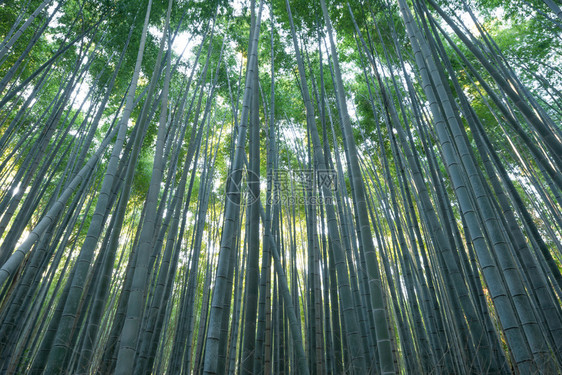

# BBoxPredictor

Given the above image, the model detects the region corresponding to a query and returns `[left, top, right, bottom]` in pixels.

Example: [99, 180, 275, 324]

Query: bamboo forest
[2, 0, 562, 373]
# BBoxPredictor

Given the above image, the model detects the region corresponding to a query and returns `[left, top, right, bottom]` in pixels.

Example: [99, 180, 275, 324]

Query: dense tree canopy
[0, 0, 561, 373]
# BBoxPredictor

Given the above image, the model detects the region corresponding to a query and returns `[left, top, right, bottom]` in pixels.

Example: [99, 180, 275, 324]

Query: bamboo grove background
[0, 0, 561, 373]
